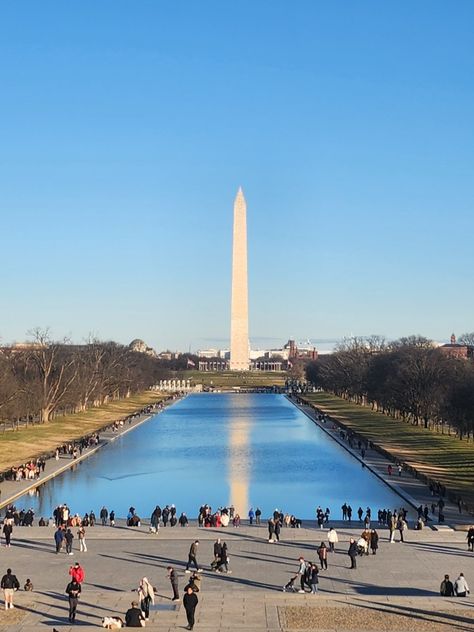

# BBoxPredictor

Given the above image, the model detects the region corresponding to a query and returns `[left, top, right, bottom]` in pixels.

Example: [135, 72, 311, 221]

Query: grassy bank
[182, 370, 287, 388]
[302, 392, 474, 505]
[0, 391, 165, 472]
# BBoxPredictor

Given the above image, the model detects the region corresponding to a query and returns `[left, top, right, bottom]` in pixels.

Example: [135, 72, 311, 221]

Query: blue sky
[1, 1, 473, 351]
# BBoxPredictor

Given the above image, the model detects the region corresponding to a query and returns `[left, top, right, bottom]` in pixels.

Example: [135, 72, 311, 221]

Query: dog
[101, 616, 124, 629]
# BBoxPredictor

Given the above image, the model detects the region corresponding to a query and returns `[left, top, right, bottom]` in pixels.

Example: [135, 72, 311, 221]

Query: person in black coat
[183, 586, 198, 630]
[125, 601, 145, 627]
[65, 579, 81, 623]
[348, 538, 358, 569]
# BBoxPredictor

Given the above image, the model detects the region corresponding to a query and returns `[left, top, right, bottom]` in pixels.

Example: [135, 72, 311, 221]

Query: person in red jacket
[69, 562, 85, 584]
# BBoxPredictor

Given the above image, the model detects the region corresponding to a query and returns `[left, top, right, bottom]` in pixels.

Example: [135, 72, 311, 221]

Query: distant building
[439, 333, 474, 359]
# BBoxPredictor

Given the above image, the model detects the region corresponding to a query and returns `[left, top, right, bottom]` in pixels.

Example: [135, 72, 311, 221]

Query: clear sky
[1, 1, 473, 352]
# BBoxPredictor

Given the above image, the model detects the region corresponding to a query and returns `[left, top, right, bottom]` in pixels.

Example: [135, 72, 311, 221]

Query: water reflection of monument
[228, 403, 252, 515]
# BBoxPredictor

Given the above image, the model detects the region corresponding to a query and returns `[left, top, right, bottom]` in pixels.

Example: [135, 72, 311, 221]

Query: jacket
[1, 573, 20, 590]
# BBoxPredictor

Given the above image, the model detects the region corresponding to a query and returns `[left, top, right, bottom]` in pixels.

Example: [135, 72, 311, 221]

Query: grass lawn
[0, 391, 165, 472]
[179, 370, 287, 388]
[303, 392, 474, 505]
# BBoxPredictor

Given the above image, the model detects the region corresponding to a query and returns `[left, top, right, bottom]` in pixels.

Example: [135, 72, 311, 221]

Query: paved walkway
[294, 400, 472, 527]
[0, 524, 472, 630]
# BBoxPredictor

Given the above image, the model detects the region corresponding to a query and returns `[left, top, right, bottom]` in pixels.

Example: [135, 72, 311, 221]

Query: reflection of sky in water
[16, 394, 403, 519]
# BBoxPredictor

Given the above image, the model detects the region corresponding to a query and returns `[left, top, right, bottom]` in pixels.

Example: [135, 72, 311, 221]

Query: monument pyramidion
[230, 187, 250, 371]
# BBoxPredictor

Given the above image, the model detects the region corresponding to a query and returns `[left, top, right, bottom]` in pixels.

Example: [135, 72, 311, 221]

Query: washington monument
[230, 187, 250, 371]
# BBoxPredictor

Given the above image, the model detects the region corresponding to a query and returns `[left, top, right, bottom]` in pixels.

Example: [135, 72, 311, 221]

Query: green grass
[178, 370, 287, 388]
[303, 392, 474, 505]
[0, 391, 166, 472]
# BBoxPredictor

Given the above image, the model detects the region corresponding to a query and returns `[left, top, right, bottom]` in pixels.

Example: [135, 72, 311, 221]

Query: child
[24, 578, 34, 591]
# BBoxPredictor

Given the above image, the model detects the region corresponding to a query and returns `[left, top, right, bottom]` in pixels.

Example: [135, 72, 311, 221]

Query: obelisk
[230, 187, 249, 371]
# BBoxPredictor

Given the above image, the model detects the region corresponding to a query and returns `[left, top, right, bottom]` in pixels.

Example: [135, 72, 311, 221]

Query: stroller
[357, 537, 369, 556]
[282, 574, 299, 593]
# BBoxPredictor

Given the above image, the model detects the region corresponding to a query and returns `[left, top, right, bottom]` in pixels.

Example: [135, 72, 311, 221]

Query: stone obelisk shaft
[230, 187, 249, 371]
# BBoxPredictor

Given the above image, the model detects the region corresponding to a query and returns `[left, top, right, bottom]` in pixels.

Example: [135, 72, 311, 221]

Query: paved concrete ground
[0, 524, 472, 630]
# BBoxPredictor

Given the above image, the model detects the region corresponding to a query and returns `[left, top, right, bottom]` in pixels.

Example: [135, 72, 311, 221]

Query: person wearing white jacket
[454, 573, 470, 597]
[327, 527, 339, 552]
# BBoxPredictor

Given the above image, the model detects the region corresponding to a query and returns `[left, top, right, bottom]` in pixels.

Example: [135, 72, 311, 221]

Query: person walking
[348, 539, 357, 569]
[54, 526, 65, 554]
[268, 518, 276, 543]
[217, 542, 231, 574]
[69, 562, 85, 584]
[440, 574, 454, 596]
[2, 522, 12, 548]
[125, 600, 146, 627]
[317, 542, 328, 570]
[327, 527, 338, 552]
[185, 541, 202, 573]
[454, 573, 470, 597]
[65, 529, 74, 555]
[77, 525, 87, 552]
[167, 566, 180, 602]
[1, 568, 20, 609]
[255, 507, 262, 525]
[183, 585, 198, 630]
[65, 578, 81, 623]
[248, 507, 255, 525]
[138, 577, 154, 621]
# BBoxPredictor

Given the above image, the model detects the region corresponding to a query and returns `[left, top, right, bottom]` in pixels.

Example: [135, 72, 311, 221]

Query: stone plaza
[0, 519, 472, 631]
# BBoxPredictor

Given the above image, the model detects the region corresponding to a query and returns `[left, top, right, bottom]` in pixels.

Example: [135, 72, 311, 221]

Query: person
[110, 510, 115, 527]
[268, 518, 276, 543]
[185, 541, 202, 573]
[309, 563, 319, 594]
[69, 562, 85, 584]
[78, 525, 87, 552]
[466, 526, 474, 552]
[1, 568, 20, 609]
[397, 517, 407, 543]
[125, 600, 146, 627]
[348, 539, 357, 569]
[248, 507, 255, 525]
[65, 577, 81, 623]
[440, 574, 454, 596]
[54, 526, 65, 553]
[167, 566, 179, 601]
[138, 577, 154, 621]
[212, 538, 222, 570]
[100, 506, 108, 526]
[370, 529, 379, 555]
[217, 542, 231, 573]
[183, 585, 198, 630]
[179, 512, 189, 527]
[65, 528, 74, 555]
[454, 573, 470, 597]
[2, 522, 12, 547]
[327, 527, 338, 552]
[297, 557, 308, 593]
[24, 578, 34, 591]
[317, 542, 328, 570]
[255, 507, 262, 525]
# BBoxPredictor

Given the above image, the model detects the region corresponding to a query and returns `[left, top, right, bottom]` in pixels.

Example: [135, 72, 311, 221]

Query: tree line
[0, 329, 168, 428]
[305, 334, 474, 439]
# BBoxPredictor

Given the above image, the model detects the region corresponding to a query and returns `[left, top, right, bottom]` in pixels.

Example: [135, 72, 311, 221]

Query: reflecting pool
[16, 393, 404, 519]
